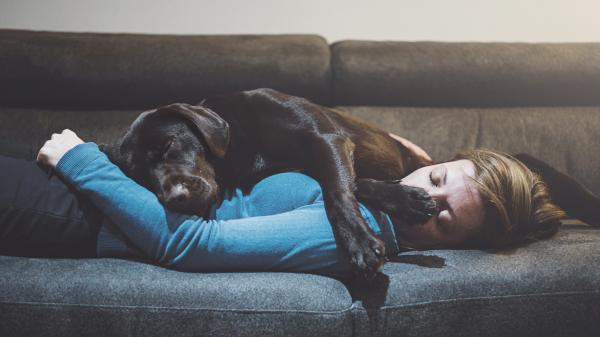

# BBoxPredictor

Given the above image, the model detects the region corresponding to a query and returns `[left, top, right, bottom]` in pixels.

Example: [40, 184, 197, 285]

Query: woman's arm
[48, 140, 355, 275]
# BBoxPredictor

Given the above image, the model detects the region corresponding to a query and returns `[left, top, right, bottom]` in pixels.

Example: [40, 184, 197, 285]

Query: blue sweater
[55, 142, 400, 276]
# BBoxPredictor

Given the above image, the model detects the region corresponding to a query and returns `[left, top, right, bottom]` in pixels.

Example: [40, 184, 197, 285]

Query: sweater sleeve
[55, 142, 354, 275]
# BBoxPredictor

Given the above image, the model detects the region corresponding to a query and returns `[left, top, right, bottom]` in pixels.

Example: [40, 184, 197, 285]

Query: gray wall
[1, 0, 600, 42]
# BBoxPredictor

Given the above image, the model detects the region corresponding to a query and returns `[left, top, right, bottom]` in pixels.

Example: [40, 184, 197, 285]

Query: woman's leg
[0, 155, 104, 257]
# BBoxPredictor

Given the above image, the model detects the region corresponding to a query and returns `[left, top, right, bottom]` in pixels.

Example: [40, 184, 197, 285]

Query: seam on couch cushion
[377, 289, 600, 310]
[0, 300, 354, 315]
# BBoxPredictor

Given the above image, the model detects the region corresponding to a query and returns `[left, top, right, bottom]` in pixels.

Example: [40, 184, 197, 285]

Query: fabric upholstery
[0, 256, 354, 337]
[348, 226, 600, 337]
[342, 106, 600, 195]
[0, 29, 599, 337]
[0, 108, 139, 159]
[332, 41, 600, 107]
[0, 30, 331, 109]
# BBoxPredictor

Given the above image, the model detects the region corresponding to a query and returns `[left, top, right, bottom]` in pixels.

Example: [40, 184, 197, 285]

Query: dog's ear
[97, 142, 123, 166]
[158, 103, 230, 158]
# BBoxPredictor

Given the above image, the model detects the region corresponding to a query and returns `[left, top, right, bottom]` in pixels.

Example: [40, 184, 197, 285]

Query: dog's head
[101, 103, 229, 216]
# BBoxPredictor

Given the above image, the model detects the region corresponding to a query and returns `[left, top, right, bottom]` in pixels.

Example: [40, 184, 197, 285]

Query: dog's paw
[354, 178, 436, 226]
[398, 185, 437, 225]
[345, 230, 386, 281]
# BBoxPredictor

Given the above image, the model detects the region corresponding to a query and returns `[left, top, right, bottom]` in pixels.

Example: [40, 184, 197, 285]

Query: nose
[164, 183, 190, 204]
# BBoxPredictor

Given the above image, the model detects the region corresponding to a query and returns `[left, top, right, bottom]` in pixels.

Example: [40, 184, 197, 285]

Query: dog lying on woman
[100, 88, 600, 279]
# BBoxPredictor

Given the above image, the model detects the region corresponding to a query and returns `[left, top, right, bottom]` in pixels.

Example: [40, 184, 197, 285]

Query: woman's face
[396, 159, 485, 250]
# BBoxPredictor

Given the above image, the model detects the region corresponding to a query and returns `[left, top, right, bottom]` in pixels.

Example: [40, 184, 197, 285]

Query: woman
[0, 129, 565, 278]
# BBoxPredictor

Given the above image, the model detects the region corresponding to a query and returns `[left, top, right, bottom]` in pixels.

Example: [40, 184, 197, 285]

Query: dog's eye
[162, 137, 175, 153]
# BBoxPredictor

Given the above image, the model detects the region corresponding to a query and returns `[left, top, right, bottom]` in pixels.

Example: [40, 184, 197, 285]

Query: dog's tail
[514, 153, 600, 226]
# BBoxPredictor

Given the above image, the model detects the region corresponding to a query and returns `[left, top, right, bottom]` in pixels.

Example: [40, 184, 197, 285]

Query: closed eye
[161, 137, 175, 158]
[163, 137, 175, 151]
[429, 170, 439, 187]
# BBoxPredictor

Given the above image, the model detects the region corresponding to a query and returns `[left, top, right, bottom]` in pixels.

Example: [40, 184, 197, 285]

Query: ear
[157, 103, 230, 158]
[97, 142, 122, 166]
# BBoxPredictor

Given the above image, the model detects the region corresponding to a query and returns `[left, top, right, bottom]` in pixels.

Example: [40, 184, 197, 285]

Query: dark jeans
[0, 155, 103, 258]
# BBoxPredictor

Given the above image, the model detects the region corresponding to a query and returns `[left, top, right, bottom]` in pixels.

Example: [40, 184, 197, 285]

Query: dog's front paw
[398, 185, 437, 225]
[355, 178, 436, 226]
[345, 231, 386, 280]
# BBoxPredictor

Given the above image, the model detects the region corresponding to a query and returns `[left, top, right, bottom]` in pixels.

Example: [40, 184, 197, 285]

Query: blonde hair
[453, 149, 566, 248]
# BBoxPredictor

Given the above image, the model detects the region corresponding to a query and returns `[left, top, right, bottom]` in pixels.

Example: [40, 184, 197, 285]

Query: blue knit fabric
[55, 142, 399, 276]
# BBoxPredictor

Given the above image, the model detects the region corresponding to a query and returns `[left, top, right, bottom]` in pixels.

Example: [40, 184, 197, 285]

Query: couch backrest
[331, 41, 600, 107]
[0, 30, 331, 109]
[331, 41, 600, 195]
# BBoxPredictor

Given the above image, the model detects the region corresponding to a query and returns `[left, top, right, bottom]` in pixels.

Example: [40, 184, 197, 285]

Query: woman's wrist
[55, 142, 103, 181]
[36, 129, 85, 169]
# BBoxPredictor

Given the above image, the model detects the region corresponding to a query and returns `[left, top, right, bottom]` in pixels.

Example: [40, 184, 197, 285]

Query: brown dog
[100, 88, 600, 278]
[101, 88, 437, 279]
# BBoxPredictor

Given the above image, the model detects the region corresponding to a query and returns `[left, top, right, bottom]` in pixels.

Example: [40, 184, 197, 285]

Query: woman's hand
[37, 129, 85, 169]
[388, 132, 432, 162]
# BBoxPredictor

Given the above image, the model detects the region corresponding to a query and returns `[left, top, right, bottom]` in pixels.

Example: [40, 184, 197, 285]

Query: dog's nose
[165, 183, 190, 204]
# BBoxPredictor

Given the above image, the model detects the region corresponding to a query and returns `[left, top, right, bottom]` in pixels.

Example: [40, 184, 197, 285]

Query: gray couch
[0, 29, 599, 337]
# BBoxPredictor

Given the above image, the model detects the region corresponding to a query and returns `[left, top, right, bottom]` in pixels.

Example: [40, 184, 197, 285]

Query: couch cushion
[0, 256, 354, 337]
[0, 29, 331, 109]
[349, 226, 600, 337]
[332, 41, 600, 107]
[0, 108, 140, 159]
[342, 106, 600, 196]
